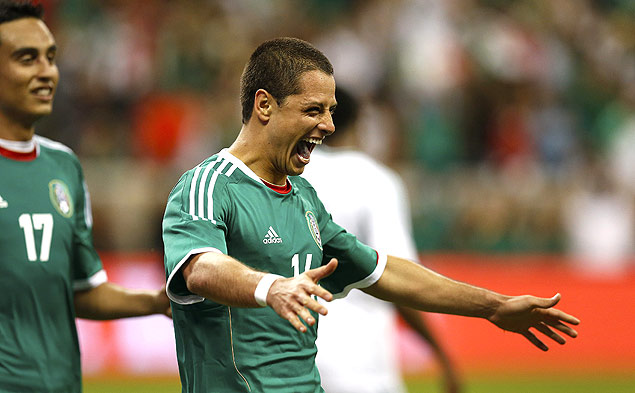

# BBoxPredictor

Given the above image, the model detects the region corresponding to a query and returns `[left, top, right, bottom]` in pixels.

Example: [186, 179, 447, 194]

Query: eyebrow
[11, 44, 57, 59]
[302, 101, 337, 111]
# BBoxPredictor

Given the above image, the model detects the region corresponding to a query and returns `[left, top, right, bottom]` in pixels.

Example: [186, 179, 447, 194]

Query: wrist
[254, 273, 283, 307]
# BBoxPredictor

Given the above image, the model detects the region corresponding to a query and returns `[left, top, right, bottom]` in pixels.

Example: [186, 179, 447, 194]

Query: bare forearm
[75, 282, 166, 320]
[366, 256, 579, 351]
[364, 256, 505, 319]
[183, 252, 266, 307]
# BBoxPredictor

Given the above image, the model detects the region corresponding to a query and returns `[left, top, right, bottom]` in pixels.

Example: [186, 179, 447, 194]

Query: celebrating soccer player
[162, 37, 580, 392]
[0, 2, 170, 391]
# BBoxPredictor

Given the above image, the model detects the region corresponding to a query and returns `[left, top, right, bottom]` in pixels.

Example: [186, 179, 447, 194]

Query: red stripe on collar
[261, 178, 292, 194]
[0, 145, 37, 161]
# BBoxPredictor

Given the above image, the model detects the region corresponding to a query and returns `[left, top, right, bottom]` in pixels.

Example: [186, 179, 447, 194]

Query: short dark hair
[240, 37, 334, 124]
[0, 0, 43, 25]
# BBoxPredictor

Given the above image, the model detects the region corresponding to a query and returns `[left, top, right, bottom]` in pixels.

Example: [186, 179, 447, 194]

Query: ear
[254, 89, 273, 122]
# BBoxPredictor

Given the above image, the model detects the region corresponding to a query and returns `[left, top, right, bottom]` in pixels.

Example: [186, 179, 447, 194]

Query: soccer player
[0, 2, 170, 392]
[162, 37, 580, 393]
[304, 87, 461, 393]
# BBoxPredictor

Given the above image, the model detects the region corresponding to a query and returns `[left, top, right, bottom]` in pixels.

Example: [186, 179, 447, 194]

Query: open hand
[488, 293, 580, 350]
[267, 258, 338, 332]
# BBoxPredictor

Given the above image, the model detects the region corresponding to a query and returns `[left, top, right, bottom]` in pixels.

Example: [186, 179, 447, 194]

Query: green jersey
[163, 148, 386, 393]
[0, 136, 106, 393]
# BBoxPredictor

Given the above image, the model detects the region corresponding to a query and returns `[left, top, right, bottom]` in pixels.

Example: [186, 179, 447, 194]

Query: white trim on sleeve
[166, 247, 223, 304]
[73, 269, 108, 291]
[331, 251, 388, 300]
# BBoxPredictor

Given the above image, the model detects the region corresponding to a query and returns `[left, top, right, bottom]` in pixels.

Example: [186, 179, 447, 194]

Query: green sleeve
[71, 158, 106, 291]
[162, 171, 229, 304]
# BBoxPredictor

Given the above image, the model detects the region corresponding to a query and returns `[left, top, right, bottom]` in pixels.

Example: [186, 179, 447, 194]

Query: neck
[0, 115, 36, 141]
[228, 126, 288, 185]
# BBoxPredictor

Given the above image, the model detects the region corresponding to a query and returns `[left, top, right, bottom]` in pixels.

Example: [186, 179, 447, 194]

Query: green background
[84, 373, 635, 393]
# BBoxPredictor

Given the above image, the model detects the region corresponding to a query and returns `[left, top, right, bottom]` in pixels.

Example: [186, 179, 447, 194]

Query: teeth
[302, 138, 322, 145]
[34, 88, 52, 96]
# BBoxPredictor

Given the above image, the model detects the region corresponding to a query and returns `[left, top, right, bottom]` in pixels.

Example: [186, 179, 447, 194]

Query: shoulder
[169, 152, 251, 211]
[289, 175, 319, 197]
[34, 135, 84, 177]
[173, 154, 237, 195]
[35, 135, 78, 161]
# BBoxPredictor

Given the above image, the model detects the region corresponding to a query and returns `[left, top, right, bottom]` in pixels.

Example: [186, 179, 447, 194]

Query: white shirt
[303, 147, 417, 393]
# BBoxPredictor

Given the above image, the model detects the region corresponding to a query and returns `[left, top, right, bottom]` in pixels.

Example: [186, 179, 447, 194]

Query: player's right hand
[267, 258, 338, 332]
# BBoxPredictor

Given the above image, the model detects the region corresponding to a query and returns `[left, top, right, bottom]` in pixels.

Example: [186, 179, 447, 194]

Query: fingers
[549, 308, 581, 326]
[305, 258, 338, 283]
[310, 283, 333, 303]
[304, 293, 329, 315]
[283, 297, 322, 333]
[534, 322, 566, 345]
[534, 293, 561, 309]
[522, 330, 548, 351]
[284, 312, 309, 333]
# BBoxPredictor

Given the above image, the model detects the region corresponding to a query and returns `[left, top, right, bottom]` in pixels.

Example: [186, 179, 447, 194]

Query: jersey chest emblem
[49, 179, 73, 218]
[305, 211, 322, 250]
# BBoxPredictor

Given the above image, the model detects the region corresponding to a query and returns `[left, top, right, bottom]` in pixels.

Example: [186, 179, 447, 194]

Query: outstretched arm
[182, 251, 338, 332]
[363, 256, 580, 351]
[74, 282, 171, 320]
[397, 306, 461, 393]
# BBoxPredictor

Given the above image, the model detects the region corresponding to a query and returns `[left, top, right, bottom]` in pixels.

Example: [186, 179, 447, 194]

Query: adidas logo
[262, 226, 282, 244]
[0, 195, 7, 209]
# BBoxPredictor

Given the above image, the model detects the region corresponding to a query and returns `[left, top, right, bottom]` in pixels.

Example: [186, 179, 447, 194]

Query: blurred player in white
[304, 88, 461, 393]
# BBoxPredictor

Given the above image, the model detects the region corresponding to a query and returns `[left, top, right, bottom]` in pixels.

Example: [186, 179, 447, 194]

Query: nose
[36, 57, 59, 81]
[318, 111, 335, 136]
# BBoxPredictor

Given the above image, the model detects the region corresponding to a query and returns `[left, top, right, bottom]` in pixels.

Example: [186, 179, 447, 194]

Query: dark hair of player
[0, 0, 43, 25]
[240, 37, 334, 124]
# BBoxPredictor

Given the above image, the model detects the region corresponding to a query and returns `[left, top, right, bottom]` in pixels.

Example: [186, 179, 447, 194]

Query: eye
[305, 107, 321, 116]
[18, 53, 36, 64]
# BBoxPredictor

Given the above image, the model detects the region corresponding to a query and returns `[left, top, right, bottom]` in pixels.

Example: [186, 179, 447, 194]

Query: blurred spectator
[37, 0, 634, 257]
[563, 159, 635, 274]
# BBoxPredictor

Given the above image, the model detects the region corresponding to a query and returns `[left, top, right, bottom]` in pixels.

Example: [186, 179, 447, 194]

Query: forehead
[293, 70, 336, 106]
[0, 17, 55, 52]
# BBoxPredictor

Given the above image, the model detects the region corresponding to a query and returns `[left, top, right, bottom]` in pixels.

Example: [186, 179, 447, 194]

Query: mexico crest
[305, 211, 322, 250]
[49, 179, 73, 218]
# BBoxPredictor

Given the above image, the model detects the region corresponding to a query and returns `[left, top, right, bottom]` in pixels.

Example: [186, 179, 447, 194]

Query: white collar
[0, 137, 36, 153]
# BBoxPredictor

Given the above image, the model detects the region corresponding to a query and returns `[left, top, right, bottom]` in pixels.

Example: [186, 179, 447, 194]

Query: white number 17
[19, 213, 54, 262]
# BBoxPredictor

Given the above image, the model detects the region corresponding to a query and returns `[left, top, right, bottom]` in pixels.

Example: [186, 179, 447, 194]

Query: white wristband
[254, 274, 282, 307]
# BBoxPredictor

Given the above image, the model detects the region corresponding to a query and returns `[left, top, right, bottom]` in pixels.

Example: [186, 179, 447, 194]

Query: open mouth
[295, 137, 322, 164]
[31, 87, 54, 101]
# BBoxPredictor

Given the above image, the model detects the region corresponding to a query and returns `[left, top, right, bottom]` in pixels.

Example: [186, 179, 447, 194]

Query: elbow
[184, 271, 206, 296]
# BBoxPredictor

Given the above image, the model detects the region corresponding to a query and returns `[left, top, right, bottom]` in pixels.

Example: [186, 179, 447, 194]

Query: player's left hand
[487, 293, 580, 350]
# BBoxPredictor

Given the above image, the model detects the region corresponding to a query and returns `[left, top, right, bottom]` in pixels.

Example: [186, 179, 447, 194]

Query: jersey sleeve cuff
[331, 250, 387, 300]
[167, 247, 223, 305]
[73, 269, 108, 291]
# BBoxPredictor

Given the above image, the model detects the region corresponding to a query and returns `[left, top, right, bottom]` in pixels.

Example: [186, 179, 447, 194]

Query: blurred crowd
[35, 0, 635, 271]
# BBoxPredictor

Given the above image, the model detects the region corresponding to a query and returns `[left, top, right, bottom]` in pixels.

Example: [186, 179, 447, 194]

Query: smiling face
[264, 70, 337, 180]
[0, 17, 58, 138]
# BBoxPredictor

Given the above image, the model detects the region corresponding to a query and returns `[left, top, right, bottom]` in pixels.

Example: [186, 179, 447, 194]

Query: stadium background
[31, 0, 634, 391]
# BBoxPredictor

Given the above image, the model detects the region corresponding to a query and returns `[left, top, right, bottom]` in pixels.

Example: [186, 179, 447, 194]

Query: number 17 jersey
[163, 148, 387, 392]
[0, 136, 105, 392]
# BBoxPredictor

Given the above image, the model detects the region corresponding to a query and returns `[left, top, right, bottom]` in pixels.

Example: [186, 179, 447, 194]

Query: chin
[288, 167, 305, 177]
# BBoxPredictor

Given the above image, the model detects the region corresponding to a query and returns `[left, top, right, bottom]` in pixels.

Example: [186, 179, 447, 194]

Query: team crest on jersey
[305, 211, 322, 250]
[49, 180, 73, 218]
